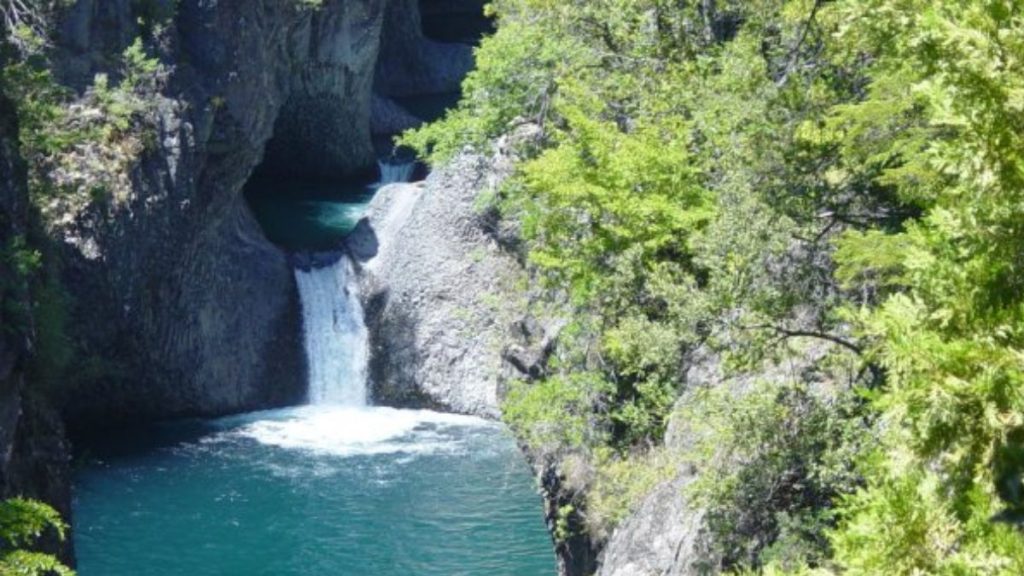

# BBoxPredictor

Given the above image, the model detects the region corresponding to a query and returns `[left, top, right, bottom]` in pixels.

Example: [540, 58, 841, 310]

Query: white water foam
[275, 157, 451, 457]
[213, 406, 492, 458]
[294, 258, 368, 406]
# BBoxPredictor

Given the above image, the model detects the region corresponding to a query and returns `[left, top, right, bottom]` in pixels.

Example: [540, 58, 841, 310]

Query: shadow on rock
[346, 217, 380, 263]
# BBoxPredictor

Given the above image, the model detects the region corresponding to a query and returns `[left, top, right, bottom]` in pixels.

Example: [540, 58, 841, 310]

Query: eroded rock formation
[51, 0, 492, 431]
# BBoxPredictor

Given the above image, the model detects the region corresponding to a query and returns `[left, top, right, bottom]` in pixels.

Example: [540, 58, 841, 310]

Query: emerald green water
[244, 178, 376, 251]
[73, 406, 557, 575]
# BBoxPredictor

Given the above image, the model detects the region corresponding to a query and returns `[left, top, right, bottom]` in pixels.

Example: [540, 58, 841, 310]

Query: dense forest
[0, 0, 1022, 574]
[408, 0, 1024, 573]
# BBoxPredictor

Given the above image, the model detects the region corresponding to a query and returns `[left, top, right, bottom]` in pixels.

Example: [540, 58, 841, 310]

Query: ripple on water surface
[74, 406, 557, 576]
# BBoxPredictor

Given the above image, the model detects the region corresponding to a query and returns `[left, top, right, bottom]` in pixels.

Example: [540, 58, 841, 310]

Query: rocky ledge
[347, 152, 531, 417]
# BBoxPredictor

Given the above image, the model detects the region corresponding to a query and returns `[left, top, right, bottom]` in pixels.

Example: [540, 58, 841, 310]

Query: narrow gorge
[7, 1, 1012, 575]
[1, 0, 563, 573]
[74, 162, 557, 575]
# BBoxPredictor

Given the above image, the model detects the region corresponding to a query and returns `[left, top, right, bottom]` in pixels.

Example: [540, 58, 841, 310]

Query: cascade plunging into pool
[72, 160, 557, 575]
[378, 159, 416, 185]
[295, 259, 369, 406]
[293, 160, 411, 406]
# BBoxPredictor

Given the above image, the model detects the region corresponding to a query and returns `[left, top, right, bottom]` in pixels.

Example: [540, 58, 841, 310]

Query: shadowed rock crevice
[257, 2, 385, 181]
[371, 0, 489, 146]
[0, 92, 74, 565]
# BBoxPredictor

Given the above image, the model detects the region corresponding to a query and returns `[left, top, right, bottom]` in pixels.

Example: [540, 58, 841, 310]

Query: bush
[586, 447, 679, 541]
[0, 498, 73, 576]
[502, 373, 613, 457]
[681, 381, 866, 571]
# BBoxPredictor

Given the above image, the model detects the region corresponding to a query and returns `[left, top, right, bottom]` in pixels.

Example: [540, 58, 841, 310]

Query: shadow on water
[73, 418, 219, 463]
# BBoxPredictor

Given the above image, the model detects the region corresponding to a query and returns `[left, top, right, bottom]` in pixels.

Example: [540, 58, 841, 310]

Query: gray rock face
[374, 0, 474, 98]
[597, 475, 708, 576]
[256, 1, 384, 180]
[0, 94, 73, 564]
[595, 341, 859, 576]
[54, 0, 394, 429]
[53, 0, 498, 430]
[348, 153, 526, 417]
[370, 94, 423, 136]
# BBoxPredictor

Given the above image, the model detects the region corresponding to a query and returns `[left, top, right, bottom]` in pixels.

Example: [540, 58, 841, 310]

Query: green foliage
[821, 1, 1024, 572]
[829, 472, 1024, 575]
[2, 34, 162, 207]
[0, 499, 65, 547]
[0, 61, 76, 173]
[0, 498, 73, 576]
[586, 447, 679, 541]
[461, 0, 884, 556]
[401, 12, 569, 163]
[27, 264, 72, 393]
[0, 235, 41, 337]
[553, 504, 574, 544]
[0, 1, 74, 58]
[682, 380, 865, 571]
[503, 373, 612, 456]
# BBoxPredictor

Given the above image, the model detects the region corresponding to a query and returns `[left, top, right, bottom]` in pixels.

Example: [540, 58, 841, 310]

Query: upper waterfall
[378, 160, 415, 185]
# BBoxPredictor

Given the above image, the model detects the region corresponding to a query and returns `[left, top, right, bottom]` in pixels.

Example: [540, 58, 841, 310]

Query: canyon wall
[54, 0, 393, 429]
[53, 0, 489, 431]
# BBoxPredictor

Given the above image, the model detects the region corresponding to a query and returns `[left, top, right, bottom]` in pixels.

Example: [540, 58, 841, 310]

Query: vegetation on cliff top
[409, 0, 1024, 572]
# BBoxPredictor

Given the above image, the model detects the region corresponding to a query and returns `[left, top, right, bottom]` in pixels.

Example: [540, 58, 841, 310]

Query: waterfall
[295, 258, 369, 406]
[293, 159, 416, 406]
[377, 160, 415, 185]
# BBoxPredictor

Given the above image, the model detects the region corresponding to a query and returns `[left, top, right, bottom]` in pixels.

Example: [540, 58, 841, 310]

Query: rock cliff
[0, 93, 73, 564]
[349, 152, 527, 417]
[53, 0, 393, 430]
[594, 342, 858, 576]
[50, 0, 493, 431]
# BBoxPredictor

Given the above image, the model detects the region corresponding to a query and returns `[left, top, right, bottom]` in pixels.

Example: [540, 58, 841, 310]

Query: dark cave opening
[244, 0, 493, 253]
[419, 0, 494, 45]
